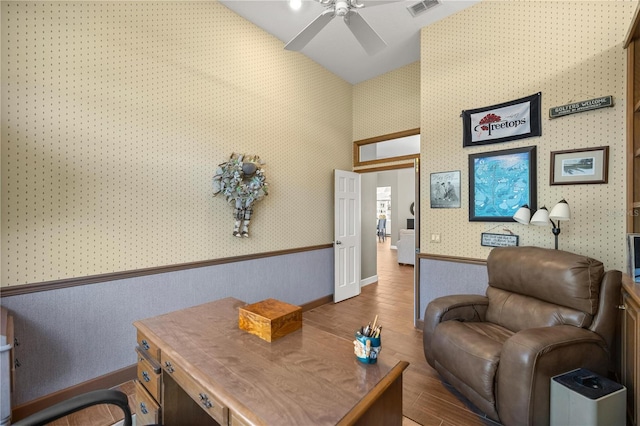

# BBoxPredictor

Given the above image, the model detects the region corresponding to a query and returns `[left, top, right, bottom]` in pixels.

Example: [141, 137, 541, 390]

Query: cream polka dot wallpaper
[420, 0, 635, 271]
[353, 61, 420, 141]
[1, 1, 353, 287]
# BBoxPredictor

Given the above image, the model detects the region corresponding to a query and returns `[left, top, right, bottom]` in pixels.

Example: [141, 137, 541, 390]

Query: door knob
[335, 241, 342, 245]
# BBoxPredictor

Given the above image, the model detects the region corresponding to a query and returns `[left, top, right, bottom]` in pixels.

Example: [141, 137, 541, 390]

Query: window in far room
[354, 128, 420, 167]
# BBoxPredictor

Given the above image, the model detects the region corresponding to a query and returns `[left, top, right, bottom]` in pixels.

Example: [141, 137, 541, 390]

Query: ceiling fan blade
[284, 10, 335, 51]
[357, 0, 402, 8]
[344, 11, 387, 56]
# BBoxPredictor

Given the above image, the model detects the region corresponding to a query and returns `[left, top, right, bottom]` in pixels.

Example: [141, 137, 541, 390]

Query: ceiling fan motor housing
[335, 1, 349, 16]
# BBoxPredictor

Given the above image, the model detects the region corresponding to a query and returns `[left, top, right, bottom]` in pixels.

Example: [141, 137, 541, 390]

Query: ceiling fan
[284, 0, 395, 56]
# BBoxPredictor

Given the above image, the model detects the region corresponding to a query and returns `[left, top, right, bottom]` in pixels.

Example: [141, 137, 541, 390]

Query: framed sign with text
[549, 96, 613, 119]
[481, 233, 519, 247]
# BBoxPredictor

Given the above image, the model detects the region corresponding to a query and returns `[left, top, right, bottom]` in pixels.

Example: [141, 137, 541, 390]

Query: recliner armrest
[423, 295, 488, 366]
[497, 325, 609, 426]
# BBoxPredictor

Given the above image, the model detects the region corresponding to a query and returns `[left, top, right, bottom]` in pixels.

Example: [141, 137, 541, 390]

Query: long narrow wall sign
[549, 96, 613, 119]
[480, 233, 519, 247]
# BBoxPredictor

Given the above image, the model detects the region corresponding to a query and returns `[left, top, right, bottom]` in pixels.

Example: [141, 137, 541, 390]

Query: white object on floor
[396, 229, 415, 265]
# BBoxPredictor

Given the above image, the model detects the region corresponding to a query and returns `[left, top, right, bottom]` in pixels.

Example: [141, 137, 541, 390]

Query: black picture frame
[469, 146, 537, 222]
[430, 170, 461, 209]
[462, 93, 542, 147]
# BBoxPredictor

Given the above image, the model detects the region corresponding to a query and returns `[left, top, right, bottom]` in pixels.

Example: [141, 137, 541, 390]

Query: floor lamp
[513, 199, 571, 249]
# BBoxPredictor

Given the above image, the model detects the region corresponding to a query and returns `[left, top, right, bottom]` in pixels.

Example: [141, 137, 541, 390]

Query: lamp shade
[530, 206, 550, 226]
[513, 205, 531, 224]
[549, 199, 571, 221]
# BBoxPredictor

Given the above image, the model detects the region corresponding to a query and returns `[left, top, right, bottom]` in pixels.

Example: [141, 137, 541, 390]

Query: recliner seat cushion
[431, 321, 513, 408]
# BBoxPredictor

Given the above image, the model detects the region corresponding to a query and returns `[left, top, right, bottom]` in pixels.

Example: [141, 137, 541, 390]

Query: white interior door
[334, 170, 361, 303]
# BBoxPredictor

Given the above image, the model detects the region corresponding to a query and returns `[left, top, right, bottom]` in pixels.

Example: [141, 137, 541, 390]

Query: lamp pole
[550, 219, 560, 250]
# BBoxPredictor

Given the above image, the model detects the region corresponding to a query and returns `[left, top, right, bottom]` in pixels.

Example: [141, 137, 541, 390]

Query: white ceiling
[219, 0, 480, 84]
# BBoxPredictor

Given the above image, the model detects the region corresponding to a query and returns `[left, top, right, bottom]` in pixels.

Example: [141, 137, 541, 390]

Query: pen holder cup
[354, 332, 381, 364]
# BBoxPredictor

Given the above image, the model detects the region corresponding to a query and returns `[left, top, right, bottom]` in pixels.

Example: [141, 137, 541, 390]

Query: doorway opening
[372, 169, 415, 255]
[359, 166, 417, 325]
[354, 129, 420, 326]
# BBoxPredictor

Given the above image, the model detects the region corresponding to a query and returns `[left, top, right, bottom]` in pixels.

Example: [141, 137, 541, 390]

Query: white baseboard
[360, 275, 378, 287]
[390, 245, 397, 250]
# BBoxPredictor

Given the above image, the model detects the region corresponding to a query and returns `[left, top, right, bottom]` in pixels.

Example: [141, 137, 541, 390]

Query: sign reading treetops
[462, 93, 542, 147]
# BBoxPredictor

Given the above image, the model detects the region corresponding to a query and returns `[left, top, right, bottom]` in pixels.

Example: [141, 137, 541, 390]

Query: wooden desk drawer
[230, 412, 250, 426]
[137, 347, 161, 402]
[137, 330, 160, 362]
[161, 352, 229, 425]
[135, 380, 161, 426]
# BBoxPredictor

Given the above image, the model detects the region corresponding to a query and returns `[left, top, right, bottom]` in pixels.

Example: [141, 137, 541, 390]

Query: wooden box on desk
[238, 298, 302, 342]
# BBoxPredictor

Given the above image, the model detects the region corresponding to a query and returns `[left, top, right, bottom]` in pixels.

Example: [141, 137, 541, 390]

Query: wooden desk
[133, 297, 409, 426]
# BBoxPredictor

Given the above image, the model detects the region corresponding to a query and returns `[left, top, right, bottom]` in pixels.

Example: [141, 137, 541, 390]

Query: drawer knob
[199, 393, 213, 409]
[164, 361, 175, 373]
[142, 371, 151, 382]
[141, 339, 150, 351]
[139, 402, 149, 415]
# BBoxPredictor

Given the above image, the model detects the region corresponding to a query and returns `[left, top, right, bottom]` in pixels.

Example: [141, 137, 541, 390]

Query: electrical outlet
[430, 233, 441, 243]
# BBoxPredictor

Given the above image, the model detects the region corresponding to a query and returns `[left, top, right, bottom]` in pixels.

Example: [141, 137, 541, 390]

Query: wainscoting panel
[418, 257, 488, 321]
[2, 248, 333, 406]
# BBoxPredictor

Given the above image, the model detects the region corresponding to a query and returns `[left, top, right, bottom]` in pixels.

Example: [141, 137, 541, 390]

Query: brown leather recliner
[423, 246, 621, 426]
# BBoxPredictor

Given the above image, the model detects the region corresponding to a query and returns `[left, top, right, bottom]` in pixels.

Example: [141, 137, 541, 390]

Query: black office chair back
[12, 389, 132, 426]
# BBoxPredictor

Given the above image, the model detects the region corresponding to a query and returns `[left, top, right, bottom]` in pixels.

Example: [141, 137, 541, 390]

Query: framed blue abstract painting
[469, 146, 537, 222]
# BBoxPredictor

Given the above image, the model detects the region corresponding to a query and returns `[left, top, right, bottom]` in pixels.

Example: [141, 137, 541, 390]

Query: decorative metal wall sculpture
[213, 153, 268, 237]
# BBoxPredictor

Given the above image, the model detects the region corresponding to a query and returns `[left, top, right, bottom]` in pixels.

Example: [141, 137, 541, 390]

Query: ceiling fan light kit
[289, 0, 302, 10]
[284, 0, 393, 56]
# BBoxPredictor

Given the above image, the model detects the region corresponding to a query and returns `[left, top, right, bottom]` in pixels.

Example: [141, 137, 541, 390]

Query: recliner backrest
[485, 246, 605, 332]
[486, 287, 592, 332]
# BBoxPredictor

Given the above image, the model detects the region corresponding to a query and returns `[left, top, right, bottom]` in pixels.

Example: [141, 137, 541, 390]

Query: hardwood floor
[303, 238, 495, 426]
[50, 239, 496, 425]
